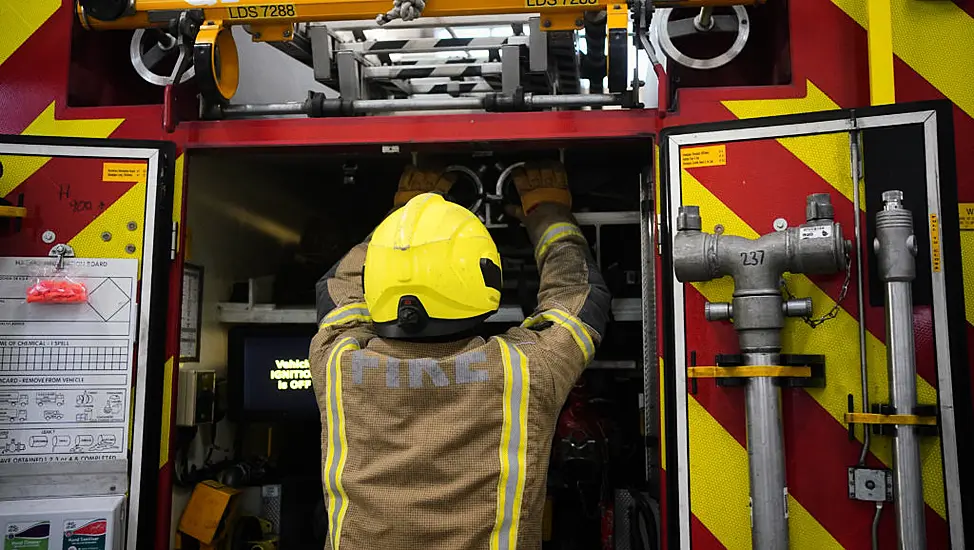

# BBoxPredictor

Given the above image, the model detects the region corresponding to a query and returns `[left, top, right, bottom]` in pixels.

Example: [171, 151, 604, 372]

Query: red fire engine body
[0, 1, 972, 548]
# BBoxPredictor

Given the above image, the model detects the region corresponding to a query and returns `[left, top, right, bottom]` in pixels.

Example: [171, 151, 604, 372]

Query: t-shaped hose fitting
[673, 193, 849, 352]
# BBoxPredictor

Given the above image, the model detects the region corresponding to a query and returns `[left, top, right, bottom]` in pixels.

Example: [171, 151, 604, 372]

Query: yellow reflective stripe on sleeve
[523, 309, 595, 362]
[323, 337, 358, 550]
[321, 302, 371, 329]
[535, 222, 584, 260]
[491, 338, 530, 550]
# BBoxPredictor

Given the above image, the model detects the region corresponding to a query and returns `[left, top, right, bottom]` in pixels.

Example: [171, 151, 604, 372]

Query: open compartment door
[658, 102, 971, 549]
[0, 136, 176, 549]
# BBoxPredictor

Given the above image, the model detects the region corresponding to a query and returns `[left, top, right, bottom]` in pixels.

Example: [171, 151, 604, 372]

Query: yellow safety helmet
[364, 193, 502, 339]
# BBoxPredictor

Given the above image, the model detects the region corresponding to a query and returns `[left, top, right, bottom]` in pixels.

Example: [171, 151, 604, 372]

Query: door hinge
[170, 221, 178, 261]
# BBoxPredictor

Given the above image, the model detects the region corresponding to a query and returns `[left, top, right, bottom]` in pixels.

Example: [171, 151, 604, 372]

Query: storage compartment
[175, 137, 656, 548]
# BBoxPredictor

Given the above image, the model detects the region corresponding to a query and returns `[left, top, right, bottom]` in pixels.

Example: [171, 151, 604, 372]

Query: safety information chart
[0, 257, 137, 464]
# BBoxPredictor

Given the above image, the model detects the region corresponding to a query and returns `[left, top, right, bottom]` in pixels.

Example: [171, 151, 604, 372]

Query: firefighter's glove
[511, 161, 572, 216]
[394, 166, 457, 208]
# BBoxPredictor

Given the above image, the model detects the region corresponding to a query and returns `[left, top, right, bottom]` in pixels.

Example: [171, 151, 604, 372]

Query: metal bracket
[687, 365, 812, 379]
[0, 206, 26, 219]
[844, 412, 938, 427]
[500, 44, 520, 94]
[48, 243, 75, 270]
[845, 402, 939, 437]
[336, 50, 364, 100]
[708, 353, 827, 388]
[848, 467, 892, 502]
[309, 25, 335, 83]
[528, 17, 547, 73]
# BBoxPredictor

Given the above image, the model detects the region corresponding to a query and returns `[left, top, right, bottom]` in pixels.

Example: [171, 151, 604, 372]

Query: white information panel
[0, 257, 138, 464]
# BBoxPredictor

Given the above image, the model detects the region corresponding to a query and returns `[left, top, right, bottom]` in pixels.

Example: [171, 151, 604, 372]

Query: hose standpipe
[673, 193, 850, 549]
[873, 190, 926, 549]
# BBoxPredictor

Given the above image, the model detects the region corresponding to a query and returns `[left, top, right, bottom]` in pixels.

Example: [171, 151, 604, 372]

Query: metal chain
[780, 252, 852, 328]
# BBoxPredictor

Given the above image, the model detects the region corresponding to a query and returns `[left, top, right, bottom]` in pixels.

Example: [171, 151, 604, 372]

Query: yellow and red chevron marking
[1, 4, 186, 550]
[681, 173, 949, 548]
[662, 0, 974, 547]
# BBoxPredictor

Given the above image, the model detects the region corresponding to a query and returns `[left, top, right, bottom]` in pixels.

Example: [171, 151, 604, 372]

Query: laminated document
[0, 258, 138, 464]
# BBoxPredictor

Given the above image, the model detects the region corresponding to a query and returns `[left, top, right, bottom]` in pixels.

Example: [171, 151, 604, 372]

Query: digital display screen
[240, 335, 319, 418]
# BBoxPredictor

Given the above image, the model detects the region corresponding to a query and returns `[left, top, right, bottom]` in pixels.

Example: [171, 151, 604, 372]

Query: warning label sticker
[102, 163, 147, 183]
[680, 145, 726, 168]
[930, 214, 941, 273]
[959, 203, 974, 230]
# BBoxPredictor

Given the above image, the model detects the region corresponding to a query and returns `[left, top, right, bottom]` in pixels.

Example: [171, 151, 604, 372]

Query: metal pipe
[354, 97, 484, 112]
[220, 102, 308, 116]
[527, 93, 624, 108]
[874, 190, 925, 549]
[673, 194, 851, 550]
[694, 6, 714, 30]
[313, 14, 536, 31]
[216, 93, 625, 119]
[872, 502, 884, 550]
[887, 282, 925, 549]
[745, 352, 788, 550]
[851, 131, 872, 466]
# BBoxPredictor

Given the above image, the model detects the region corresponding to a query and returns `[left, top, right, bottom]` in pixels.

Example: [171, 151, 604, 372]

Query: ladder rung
[408, 79, 496, 94]
[342, 36, 528, 55]
[364, 62, 502, 79]
[317, 15, 536, 31]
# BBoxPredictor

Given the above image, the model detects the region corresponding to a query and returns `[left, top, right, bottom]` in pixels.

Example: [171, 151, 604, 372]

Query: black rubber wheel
[79, 0, 129, 21]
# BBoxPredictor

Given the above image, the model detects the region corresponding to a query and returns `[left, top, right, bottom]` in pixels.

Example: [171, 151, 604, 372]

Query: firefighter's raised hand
[394, 166, 457, 208]
[511, 160, 572, 216]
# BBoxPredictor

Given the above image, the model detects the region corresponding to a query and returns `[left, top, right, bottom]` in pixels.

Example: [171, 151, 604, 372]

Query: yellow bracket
[687, 365, 812, 379]
[606, 2, 628, 30]
[539, 13, 584, 31]
[844, 413, 937, 427]
[83, 0, 767, 32]
[249, 23, 296, 42]
[0, 206, 27, 218]
[195, 22, 240, 103]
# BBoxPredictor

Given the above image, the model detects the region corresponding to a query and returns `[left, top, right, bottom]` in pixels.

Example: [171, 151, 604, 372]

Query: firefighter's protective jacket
[310, 204, 611, 549]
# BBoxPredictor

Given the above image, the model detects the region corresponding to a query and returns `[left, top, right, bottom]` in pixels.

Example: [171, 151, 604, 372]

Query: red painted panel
[685, 285, 748, 446]
[179, 110, 657, 149]
[684, 282, 950, 549]
[892, 57, 974, 203]
[686, 136, 939, 387]
[691, 513, 727, 550]
[1, 157, 136, 256]
[0, 10, 72, 134]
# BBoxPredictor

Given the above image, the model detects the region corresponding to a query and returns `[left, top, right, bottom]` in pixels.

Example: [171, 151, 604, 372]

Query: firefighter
[310, 161, 611, 549]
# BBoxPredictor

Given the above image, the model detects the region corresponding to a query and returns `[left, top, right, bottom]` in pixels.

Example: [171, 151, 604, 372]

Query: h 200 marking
[740, 250, 765, 266]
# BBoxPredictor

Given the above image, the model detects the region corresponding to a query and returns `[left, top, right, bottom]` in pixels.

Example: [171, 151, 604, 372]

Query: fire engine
[0, 0, 971, 548]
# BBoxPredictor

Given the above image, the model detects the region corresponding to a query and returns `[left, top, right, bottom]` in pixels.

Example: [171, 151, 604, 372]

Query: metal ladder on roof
[266, 15, 564, 100]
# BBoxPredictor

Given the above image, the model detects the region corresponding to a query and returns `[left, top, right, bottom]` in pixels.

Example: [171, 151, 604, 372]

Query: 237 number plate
[227, 4, 296, 19]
